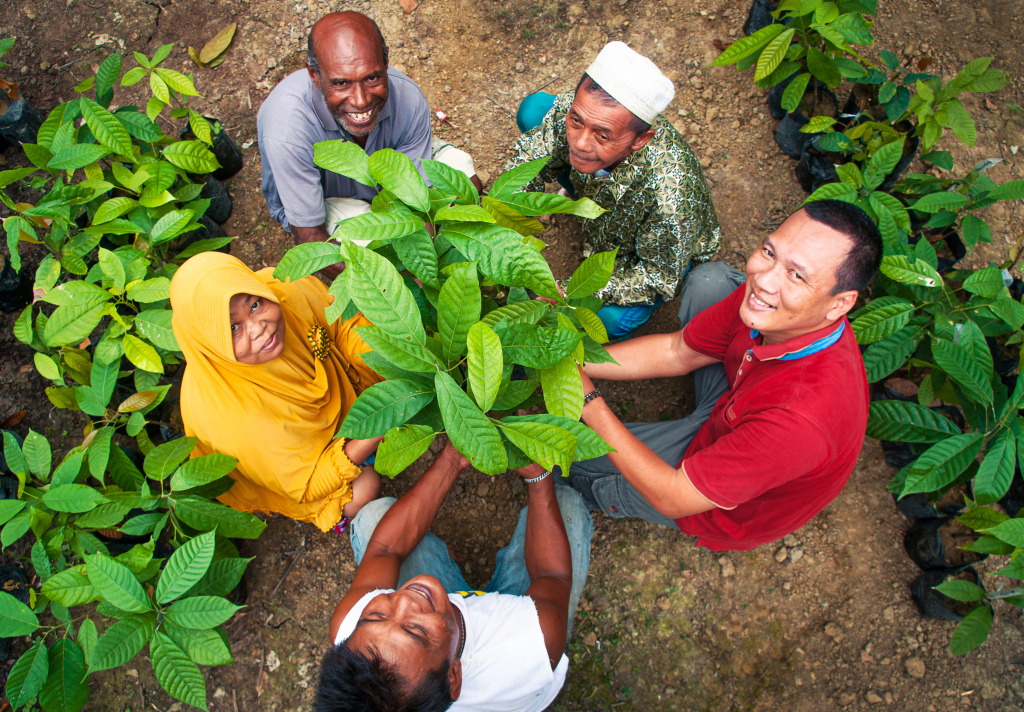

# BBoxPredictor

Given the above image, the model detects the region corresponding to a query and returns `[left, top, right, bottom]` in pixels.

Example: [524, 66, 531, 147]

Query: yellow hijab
[169, 252, 379, 530]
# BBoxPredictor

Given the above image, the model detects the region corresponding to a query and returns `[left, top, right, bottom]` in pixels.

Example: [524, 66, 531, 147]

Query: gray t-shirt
[257, 67, 432, 231]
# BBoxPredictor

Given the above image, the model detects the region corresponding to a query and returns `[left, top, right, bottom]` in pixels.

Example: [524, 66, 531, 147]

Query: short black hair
[313, 643, 453, 712]
[308, 17, 390, 75]
[575, 74, 653, 136]
[802, 199, 883, 294]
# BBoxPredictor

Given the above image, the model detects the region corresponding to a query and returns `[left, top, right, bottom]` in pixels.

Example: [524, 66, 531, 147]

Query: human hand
[438, 439, 471, 472]
[514, 462, 548, 481]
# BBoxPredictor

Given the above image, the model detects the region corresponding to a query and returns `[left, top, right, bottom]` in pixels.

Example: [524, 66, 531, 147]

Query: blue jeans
[568, 262, 746, 526]
[349, 481, 594, 638]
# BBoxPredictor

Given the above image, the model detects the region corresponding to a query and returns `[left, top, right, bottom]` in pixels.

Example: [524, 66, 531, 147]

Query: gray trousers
[567, 261, 745, 527]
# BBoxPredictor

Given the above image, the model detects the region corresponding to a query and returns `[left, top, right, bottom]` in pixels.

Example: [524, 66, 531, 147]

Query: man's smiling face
[308, 14, 389, 139]
[739, 209, 857, 345]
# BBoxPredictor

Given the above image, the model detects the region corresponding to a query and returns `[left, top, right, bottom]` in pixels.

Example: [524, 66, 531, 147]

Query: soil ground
[1, 0, 1023, 710]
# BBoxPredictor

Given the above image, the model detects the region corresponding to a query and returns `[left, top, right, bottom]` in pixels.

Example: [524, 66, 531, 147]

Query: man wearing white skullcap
[507, 41, 721, 339]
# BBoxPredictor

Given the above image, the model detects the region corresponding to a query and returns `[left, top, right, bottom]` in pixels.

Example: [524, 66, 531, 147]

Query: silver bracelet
[583, 388, 602, 405]
[523, 469, 551, 485]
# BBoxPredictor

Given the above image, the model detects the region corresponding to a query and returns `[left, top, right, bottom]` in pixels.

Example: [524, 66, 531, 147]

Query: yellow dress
[169, 252, 382, 531]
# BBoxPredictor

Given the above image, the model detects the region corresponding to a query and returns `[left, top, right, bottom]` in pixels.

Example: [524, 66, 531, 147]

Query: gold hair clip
[307, 325, 330, 361]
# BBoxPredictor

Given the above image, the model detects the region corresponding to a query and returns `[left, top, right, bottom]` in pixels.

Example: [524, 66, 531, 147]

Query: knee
[351, 496, 395, 536]
[516, 92, 557, 133]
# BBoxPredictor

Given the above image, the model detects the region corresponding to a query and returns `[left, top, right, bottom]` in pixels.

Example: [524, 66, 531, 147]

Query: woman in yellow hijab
[170, 252, 383, 533]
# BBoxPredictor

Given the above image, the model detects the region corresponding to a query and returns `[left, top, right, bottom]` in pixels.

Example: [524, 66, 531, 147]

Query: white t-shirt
[335, 589, 568, 712]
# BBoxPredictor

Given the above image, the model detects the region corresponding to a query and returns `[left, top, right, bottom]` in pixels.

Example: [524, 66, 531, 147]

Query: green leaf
[481, 300, 548, 329]
[867, 400, 963, 443]
[961, 267, 1004, 298]
[356, 325, 440, 373]
[176, 557, 248, 600]
[909, 192, 971, 214]
[162, 140, 219, 174]
[157, 530, 216, 605]
[0, 501, 26, 527]
[272, 241, 342, 282]
[539, 350, 584, 422]
[89, 614, 157, 672]
[863, 137, 906, 191]
[344, 243, 425, 343]
[22, 430, 51, 479]
[48, 144, 110, 170]
[862, 322, 926, 382]
[422, 159, 478, 203]
[880, 255, 942, 289]
[565, 250, 617, 299]
[434, 205, 495, 223]
[171, 453, 237, 491]
[712, 23, 785, 66]
[943, 98, 976, 147]
[135, 309, 180, 351]
[150, 210, 195, 245]
[781, 72, 811, 113]
[985, 179, 1024, 202]
[2, 512, 32, 550]
[87, 427, 114, 481]
[495, 323, 581, 369]
[488, 157, 549, 200]
[949, 606, 992, 655]
[931, 338, 993, 406]
[754, 28, 796, 81]
[6, 641, 50, 710]
[986, 518, 1024, 547]
[339, 380, 434, 438]
[493, 192, 606, 219]
[162, 620, 233, 666]
[806, 47, 841, 87]
[150, 631, 208, 710]
[42, 301, 107, 348]
[144, 437, 198, 481]
[375, 425, 437, 478]
[39, 639, 88, 712]
[852, 301, 915, 344]
[40, 566, 100, 607]
[443, 223, 558, 298]
[165, 595, 242, 630]
[0, 590, 40, 636]
[79, 97, 133, 156]
[3, 432, 28, 477]
[42, 484, 109, 513]
[392, 228, 439, 288]
[84, 553, 152, 613]
[437, 262, 481, 364]
[505, 414, 613, 461]
[975, 429, 1016, 504]
[313, 139, 375, 187]
[368, 149, 429, 213]
[481, 196, 545, 235]
[334, 211, 424, 245]
[498, 419, 576, 474]
[34, 352, 61, 382]
[173, 497, 267, 538]
[122, 334, 163, 374]
[901, 433, 985, 496]
[467, 322, 503, 412]
[435, 371, 507, 474]
[933, 578, 987, 601]
[804, 181, 857, 203]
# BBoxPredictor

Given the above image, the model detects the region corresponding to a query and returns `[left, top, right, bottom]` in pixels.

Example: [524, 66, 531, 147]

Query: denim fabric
[349, 482, 594, 638]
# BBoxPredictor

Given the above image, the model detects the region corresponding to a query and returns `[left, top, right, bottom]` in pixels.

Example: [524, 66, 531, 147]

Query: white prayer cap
[585, 41, 674, 124]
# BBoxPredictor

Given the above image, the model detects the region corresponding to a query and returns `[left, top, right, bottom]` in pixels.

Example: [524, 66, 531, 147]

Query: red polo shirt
[675, 285, 868, 551]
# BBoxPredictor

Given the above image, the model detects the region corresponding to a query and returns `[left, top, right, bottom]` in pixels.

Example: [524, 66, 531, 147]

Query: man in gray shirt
[257, 11, 477, 278]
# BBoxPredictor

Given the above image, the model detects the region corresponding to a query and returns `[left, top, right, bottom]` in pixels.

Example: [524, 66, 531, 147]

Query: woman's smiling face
[228, 293, 287, 365]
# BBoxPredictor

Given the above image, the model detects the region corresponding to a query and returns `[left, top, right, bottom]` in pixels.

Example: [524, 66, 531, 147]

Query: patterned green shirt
[505, 90, 722, 305]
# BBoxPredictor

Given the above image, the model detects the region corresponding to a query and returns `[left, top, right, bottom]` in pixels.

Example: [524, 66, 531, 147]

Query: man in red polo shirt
[569, 200, 882, 550]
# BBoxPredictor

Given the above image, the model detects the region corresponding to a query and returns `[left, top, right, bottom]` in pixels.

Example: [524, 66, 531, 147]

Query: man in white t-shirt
[314, 441, 592, 712]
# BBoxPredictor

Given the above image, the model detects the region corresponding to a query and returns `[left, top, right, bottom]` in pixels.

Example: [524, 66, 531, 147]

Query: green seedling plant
[839, 161, 1024, 651]
[0, 431, 263, 711]
[711, 0, 877, 109]
[1, 47, 232, 424]
[273, 142, 618, 476]
[804, 53, 1009, 156]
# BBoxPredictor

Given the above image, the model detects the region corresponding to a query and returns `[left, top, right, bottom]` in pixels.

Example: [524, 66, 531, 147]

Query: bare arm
[342, 436, 384, 467]
[328, 442, 469, 636]
[292, 224, 343, 281]
[585, 327, 720, 382]
[579, 369, 717, 520]
[519, 464, 572, 668]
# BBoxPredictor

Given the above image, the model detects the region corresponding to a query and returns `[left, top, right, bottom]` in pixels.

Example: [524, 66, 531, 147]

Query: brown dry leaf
[199, 23, 237, 65]
[118, 390, 158, 413]
[0, 411, 27, 429]
[188, 46, 205, 68]
[400, 0, 419, 12]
